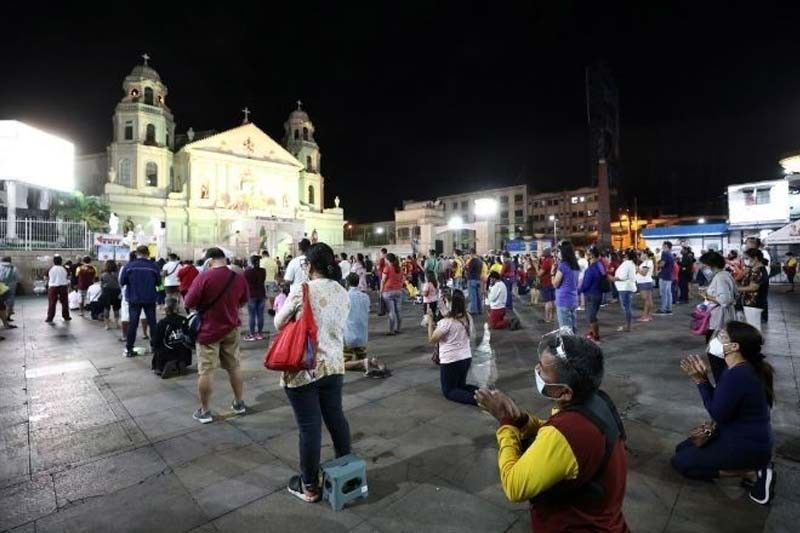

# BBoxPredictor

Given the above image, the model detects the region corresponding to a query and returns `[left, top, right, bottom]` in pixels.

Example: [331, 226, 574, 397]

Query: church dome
[128, 64, 161, 82]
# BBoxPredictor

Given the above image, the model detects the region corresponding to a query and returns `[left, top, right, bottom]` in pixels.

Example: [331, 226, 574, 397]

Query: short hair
[205, 247, 225, 260]
[261, 250, 269, 256]
[164, 297, 180, 314]
[346, 272, 360, 287]
[545, 335, 605, 403]
[250, 255, 260, 268]
[488, 271, 501, 280]
[625, 249, 638, 261]
[663, 241, 672, 249]
[298, 238, 311, 253]
[341, 252, 348, 260]
[381, 247, 388, 254]
[83, 256, 91, 263]
[168, 253, 179, 261]
[53, 255, 63, 265]
[700, 251, 725, 270]
[136, 245, 150, 257]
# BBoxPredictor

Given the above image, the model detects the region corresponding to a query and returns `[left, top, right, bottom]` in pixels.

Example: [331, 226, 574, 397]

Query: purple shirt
[555, 262, 579, 308]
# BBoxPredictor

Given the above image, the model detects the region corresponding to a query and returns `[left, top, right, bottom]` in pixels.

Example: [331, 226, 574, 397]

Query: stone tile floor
[0, 290, 798, 532]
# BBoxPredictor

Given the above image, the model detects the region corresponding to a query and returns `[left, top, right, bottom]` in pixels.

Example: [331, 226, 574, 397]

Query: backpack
[162, 317, 190, 351]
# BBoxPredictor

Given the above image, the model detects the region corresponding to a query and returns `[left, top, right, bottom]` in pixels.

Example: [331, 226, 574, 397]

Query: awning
[641, 223, 728, 239]
[764, 220, 800, 244]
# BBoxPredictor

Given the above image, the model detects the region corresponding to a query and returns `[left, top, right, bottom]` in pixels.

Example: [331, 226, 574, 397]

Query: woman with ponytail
[381, 252, 405, 335]
[274, 242, 351, 503]
[672, 320, 776, 505]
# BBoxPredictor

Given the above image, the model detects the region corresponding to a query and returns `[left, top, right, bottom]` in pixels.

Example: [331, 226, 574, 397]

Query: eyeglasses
[537, 326, 574, 361]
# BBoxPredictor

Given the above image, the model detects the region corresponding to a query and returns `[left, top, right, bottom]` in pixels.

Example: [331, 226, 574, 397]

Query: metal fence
[0, 218, 90, 251]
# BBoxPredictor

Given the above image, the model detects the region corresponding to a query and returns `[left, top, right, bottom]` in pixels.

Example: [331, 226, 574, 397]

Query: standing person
[738, 249, 769, 332]
[678, 246, 695, 304]
[577, 249, 589, 311]
[274, 243, 351, 503]
[177, 259, 199, 298]
[424, 249, 438, 279]
[100, 260, 122, 330]
[697, 251, 737, 382]
[635, 250, 655, 322]
[452, 250, 465, 291]
[673, 321, 775, 505]
[284, 238, 311, 289]
[528, 256, 540, 306]
[501, 251, 516, 310]
[421, 271, 440, 319]
[487, 271, 509, 329]
[538, 248, 556, 323]
[783, 252, 797, 292]
[427, 289, 478, 405]
[46, 256, 71, 323]
[155, 257, 168, 307]
[185, 247, 249, 424]
[244, 255, 267, 341]
[553, 241, 580, 334]
[381, 253, 405, 335]
[580, 246, 606, 342]
[0, 257, 18, 321]
[352, 253, 368, 291]
[475, 330, 629, 532]
[119, 246, 160, 358]
[338, 252, 351, 284]
[76, 256, 97, 317]
[606, 252, 620, 304]
[656, 241, 675, 315]
[466, 250, 484, 315]
[162, 253, 182, 299]
[614, 250, 638, 333]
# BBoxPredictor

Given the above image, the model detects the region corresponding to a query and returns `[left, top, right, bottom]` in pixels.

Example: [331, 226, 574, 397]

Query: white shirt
[284, 255, 308, 288]
[339, 260, 351, 280]
[488, 281, 507, 310]
[635, 259, 654, 284]
[87, 282, 102, 303]
[48, 265, 69, 287]
[162, 260, 182, 286]
[68, 290, 81, 309]
[614, 260, 637, 292]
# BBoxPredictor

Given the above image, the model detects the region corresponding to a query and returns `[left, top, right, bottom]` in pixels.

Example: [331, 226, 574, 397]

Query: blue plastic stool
[320, 454, 368, 511]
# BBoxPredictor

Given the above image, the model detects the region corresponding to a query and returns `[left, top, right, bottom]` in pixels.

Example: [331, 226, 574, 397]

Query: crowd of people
[1, 230, 786, 529]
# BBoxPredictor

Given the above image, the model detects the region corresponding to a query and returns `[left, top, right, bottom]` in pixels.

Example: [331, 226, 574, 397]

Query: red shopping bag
[264, 283, 318, 372]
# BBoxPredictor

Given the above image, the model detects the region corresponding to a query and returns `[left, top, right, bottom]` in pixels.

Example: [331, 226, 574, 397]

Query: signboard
[0, 120, 75, 191]
[727, 179, 790, 226]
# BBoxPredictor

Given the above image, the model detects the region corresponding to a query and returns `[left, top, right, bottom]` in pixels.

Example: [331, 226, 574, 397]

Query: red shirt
[184, 266, 248, 345]
[539, 256, 554, 288]
[382, 265, 405, 292]
[77, 264, 96, 290]
[177, 264, 199, 295]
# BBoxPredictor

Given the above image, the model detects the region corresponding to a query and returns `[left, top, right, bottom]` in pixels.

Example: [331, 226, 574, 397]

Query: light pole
[549, 214, 558, 244]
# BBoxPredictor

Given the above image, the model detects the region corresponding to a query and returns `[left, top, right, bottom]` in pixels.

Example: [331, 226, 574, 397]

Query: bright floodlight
[474, 198, 498, 217]
[448, 215, 464, 230]
[375, 227, 384, 234]
[0, 120, 75, 192]
[549, 214, 556, 221]
[697, 218, 706, 224]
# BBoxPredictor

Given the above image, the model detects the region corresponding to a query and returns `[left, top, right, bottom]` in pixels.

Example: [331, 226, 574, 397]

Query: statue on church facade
[109, 212, 120, 235]
[311, 228, 318, 243]
[122, 216, 135, 235]
[334, 196, 340, 208]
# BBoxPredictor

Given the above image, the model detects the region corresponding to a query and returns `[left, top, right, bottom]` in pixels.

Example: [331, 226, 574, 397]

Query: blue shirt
[659, 250, 674, 281]
[119, 258, 160, 304]
[344, 288, 370, 348]
[555, 262, 578, 308]
[579, 260, 606, 297]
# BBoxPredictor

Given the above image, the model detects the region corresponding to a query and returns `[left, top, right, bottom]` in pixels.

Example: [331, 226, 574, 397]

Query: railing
[0, 218, 90, 251]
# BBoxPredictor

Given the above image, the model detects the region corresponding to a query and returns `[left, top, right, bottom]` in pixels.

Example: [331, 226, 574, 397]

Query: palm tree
[53, 192, 110, 232]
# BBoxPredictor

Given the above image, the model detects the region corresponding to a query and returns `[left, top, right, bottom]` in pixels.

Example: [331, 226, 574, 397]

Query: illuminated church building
[82, 55, 344, 257]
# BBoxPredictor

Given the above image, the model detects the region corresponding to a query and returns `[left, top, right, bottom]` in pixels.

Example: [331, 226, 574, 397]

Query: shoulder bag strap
[200, 270, 237, 313]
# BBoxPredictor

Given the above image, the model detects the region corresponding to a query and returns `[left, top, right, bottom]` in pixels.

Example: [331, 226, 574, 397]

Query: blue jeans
[382, 290, 403, 333]
[284, 375, 351, 486]
[503, 278, 514, 309]
[671, 437, 771, 481]
[126, 302, 157, 352]
[659, 279, 673, 312]
[440, 358, 478, 405]
[556, 305, 577, 334]
[467, 279, 482, 314]
[247, 297, 265, 334]
[618, 290, 633, 325]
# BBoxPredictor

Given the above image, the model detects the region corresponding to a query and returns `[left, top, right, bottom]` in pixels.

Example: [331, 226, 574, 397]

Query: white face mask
[708, 337, 727, 359]
[535, 368, 568, 398]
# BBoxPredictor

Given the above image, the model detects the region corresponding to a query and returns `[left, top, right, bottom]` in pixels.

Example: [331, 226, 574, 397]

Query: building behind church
[78, 56, 344, 259]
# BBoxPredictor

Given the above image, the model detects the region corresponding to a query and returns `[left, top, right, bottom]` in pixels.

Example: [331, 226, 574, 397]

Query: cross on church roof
[242, 107, 251, 124]
[296, 100, 303, 110]
[142, 52, 150, 66]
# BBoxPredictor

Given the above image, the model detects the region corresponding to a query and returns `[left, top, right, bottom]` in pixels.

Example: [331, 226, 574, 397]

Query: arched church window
[294, 129, 300, 140]
[144, 87, 154, 105]
[124, 121, 133, 141]
[145, 124, 156, 145]
[308, 185, 315, 205]
[302, 127, 309, 141]
[145, 162, 158, 187]
[306, 155, 313, 171]
[119, 159, 131, 186]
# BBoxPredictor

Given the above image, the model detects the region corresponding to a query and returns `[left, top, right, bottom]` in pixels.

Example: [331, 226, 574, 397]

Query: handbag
[689, 421, 718, 447]
[264, 283, 318, 372]
[689, 303, 715, 336]
[185, 270, 236, 348]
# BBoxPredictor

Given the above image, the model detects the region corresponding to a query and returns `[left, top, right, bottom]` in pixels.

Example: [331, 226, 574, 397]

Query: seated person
[672, 320, 776, 505]
[343, 273, 389, 377]
[475, 328, 629, 532]
[86, 278, 103, 320]
[151, 297, 192, 379]
[68, 288, 81, 310]
[487, 271, 509, 329]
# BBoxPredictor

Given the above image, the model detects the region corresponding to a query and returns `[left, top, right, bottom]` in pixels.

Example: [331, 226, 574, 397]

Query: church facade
[83, 56, 344, 259]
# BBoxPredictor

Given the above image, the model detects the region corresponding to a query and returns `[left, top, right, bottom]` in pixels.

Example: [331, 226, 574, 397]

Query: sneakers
[124, 350, 136, 358]
[231, 400, 247, 415]
[749, 463, 775, 505]
[255, 333, 266, 341]
[243, 334, 256, 342]
[287, 475, 321, 503]
[192, 408, 213, 424]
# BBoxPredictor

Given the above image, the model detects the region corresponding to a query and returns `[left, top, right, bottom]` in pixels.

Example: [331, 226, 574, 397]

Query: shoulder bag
[264, 283, 319, 372]
[185, 270, 236, 348]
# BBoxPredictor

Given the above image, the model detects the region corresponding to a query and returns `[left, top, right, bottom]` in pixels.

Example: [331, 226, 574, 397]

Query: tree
[53, 192, 110, 232]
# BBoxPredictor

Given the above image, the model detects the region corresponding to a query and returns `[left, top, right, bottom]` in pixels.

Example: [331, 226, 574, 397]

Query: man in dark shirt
[466, 250, 484, 315]
[678, 246, 695, 304]
[120, 246, 160, 357]
[656, 241, 675, 315]
[184, 247, 249, 424]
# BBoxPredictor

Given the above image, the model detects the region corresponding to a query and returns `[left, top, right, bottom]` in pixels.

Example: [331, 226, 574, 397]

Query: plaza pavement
[0, 290, 798, 532]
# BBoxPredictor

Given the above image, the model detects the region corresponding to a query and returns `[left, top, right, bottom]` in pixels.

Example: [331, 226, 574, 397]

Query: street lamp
[375, 227, 384, 234]
[474, 198, 498, 218]
[697, 218, 706, 224]
[549, 214, 558, 244]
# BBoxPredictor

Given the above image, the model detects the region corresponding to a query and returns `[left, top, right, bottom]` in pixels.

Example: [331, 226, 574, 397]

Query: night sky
[3, 2, 800, 222]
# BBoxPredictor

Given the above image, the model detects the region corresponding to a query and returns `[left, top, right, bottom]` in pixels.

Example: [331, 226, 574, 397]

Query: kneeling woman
[427, 289, 478, 405]
[672, 321, 776, 505]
